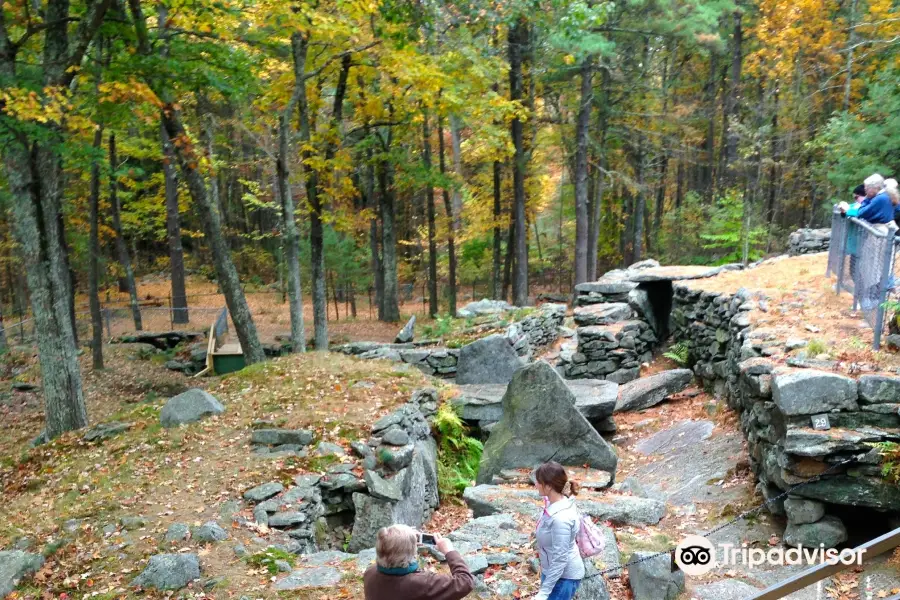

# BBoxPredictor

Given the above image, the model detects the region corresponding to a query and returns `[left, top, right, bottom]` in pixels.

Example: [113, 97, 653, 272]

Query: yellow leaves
[99, 80, 163, 109]
[1, 86, 70, 125]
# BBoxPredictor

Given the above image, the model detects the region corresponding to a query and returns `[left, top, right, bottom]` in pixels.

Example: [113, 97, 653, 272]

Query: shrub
[246, 548, 295, 574]
[423, 314, 456, 339]
[806, 339, 827, 356]
[872, 442, 900, 484]
[433, 403, 483, 497]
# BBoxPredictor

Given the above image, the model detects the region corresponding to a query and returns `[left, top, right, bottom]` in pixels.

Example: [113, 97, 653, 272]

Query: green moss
[246, 548, 296, 574]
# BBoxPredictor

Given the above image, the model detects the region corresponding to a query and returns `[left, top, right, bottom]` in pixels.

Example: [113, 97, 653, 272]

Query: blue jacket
[851, 191, 894, 224]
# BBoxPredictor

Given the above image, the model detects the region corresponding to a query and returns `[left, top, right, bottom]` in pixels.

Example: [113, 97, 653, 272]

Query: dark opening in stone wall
[636, 280, 673, 341]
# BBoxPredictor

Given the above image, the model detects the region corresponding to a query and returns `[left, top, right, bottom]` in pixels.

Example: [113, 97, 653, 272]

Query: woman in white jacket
[534, 461, 585, 600]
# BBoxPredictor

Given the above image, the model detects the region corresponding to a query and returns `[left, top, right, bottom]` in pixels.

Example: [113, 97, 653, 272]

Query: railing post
[836, 215, 849, 295]
[873, 229, 897, 350]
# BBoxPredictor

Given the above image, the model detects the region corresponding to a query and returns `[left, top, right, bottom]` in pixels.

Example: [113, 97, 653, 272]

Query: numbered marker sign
[811, 414, 831, 431]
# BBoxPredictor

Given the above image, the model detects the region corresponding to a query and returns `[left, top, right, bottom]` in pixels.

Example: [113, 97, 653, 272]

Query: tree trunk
[161, 123, 189, 325]
[422, 109, 438, 317]
[502, 220, 514, 301]
[442, 115, 461, 316]
[632, 133, 646, 263]
[0, 299, 6, 352]
[588, 68, 611, 281]
[366, 153, 384, 320]
[108, 133, 143, 331]
[492, 160, 503, 300]
[89, 129, 104, 370]
[721, 11, 743, 185]
[843, 0, 858, 110]
[277, 113, 306, 352]
[159, 108, 265, 364]
[703, 51, 718, 200]
[5, 143, 88, 438]
[573, 56, 593, 285]
[378, 155, 400, 322]
[509, 17, 529, 306]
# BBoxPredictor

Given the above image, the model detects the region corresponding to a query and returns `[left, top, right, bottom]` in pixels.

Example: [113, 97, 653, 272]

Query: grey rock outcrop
[395, 315, 416, 343]
[160, 389, 224, 428]
[132, 554, 201, 590]
[477, 362, 618, 484]
[0, 551, 44, 598]
[628, 552, 684, 600]
[784, 515, 847, 548]
[456, 335, 523, 385]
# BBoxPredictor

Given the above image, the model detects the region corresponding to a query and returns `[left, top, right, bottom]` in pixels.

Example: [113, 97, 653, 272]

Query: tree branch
[62, 0, 113, 87]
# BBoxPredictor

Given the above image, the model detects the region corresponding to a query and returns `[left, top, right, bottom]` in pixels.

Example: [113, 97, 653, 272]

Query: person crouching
[363, 524, 474, 600]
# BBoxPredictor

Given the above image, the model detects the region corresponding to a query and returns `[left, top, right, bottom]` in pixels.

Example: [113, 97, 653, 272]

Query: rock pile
[335, 342, 460, 377]
[788, 228, 830, 256]
[349, 389, 439, 551]
[559, 320, 656, 384]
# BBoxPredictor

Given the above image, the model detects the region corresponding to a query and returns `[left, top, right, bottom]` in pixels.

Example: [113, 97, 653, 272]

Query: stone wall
[671, 284, 900, 546]
[788, 228, 830, 256]
[334, 303, 565, 377]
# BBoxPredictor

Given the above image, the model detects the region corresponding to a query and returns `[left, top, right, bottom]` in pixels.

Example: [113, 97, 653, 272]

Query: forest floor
[689, 252, 900, 374]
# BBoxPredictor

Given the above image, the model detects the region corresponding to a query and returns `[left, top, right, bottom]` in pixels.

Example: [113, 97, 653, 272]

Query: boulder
[578, 495, 666, 526]
[456, 335, 523, 385]
[576, 560, 611, 600]
[364, 470, 402, 502]
[243, 482, 284, 502]
[274, 567, 342, 590]
[0, 551, 44, 598]
[569, 380, 619, 420]
[251, 429, 314, 446]
[628, 552, 684, 600]
[477, 362, 618, 484]
[160, 389, 225, 428]
[457, 299, 515, 318]
[268, 512, 307, 528]
[132, 554, 201, 590]
[395, 315, 416, 344]
[784, 515, 847, 549]
[858, 375, 900, 404]
[615, 370, 693, 412]
[448, 514, 530, 548]
[783, 497, 825, 525]
[772, 370, 858, 416]
[192, 521, 228, 543]
[165, 523, 190, 542]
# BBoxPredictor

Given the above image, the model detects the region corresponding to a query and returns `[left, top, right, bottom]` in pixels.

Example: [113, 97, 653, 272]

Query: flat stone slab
[691, 580, 760, 600]
[615, 369, 693, 412]
[574, 303, 634, 326]
[772, 370, 858, 416]
[633, 420, 714, 456]
[274, 566, 342, 590]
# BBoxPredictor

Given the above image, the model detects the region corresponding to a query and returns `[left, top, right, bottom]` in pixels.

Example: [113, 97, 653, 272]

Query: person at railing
[842, 174, 895, 230]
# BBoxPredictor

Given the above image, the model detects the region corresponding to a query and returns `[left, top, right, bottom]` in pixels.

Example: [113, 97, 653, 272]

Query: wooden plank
[746, 527, 900, 600]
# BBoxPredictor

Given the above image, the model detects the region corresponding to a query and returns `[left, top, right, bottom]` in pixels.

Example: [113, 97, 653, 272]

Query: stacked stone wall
[788, 228, 830, 256]
[671, 284, 900, 546]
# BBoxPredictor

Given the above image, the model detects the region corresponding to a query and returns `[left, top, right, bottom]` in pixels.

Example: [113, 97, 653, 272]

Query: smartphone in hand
[417, 532, 437, 546]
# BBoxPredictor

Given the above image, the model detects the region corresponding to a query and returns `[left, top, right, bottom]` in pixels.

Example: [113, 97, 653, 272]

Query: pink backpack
[574, 508, 606, 558]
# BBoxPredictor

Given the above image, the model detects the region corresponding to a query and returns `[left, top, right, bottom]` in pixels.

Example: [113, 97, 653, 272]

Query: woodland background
[1, 0, 899, 437]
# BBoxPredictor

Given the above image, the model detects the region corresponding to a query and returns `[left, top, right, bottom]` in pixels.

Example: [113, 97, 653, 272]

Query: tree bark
[422, 109, 438, 317]
[161, 123, 189, 325]
[492, 160, 503, 300]
[442, 115, 461, 316]
[509, 17, 529, 306]
[702, 51, 718, 200]
[632, 133, 646, 263]
[573, 56, 593, 285]
[378, 153, 400, 322]
[366, 151, 384, 320]
[108, 133, 143, 331]
[721, 11, 743, 185]
[502, 219, 514, 301]
[588, 67, 611, 281]
[275, 33, 308, 353]
[89, 128, 104, 370]
[0, 298, 6, 352]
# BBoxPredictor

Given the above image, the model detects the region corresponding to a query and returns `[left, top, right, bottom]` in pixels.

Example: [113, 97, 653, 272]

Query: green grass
[246, 548, 296, 574]
[806, 339, 827, 356]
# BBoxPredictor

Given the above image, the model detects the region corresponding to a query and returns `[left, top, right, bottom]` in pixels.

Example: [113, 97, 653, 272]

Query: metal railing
[746, 526, 900, 599]
[826, 207, 897, 349]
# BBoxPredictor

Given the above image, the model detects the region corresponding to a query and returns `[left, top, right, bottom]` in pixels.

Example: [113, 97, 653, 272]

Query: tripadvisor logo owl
[675, 535, 716, 576]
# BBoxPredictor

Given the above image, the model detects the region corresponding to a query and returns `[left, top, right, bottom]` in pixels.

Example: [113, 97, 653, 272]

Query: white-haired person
[843, 173, 896, 231]
[363, 524, 474, 600]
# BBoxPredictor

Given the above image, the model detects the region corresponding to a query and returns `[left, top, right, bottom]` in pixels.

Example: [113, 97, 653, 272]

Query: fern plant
[663, 342, 690, 367]
[872, 442, 900, 484]
[433, 403, 483, 497]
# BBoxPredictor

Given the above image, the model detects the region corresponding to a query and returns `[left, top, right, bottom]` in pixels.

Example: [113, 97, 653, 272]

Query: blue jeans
[540, 575, 582, 600]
